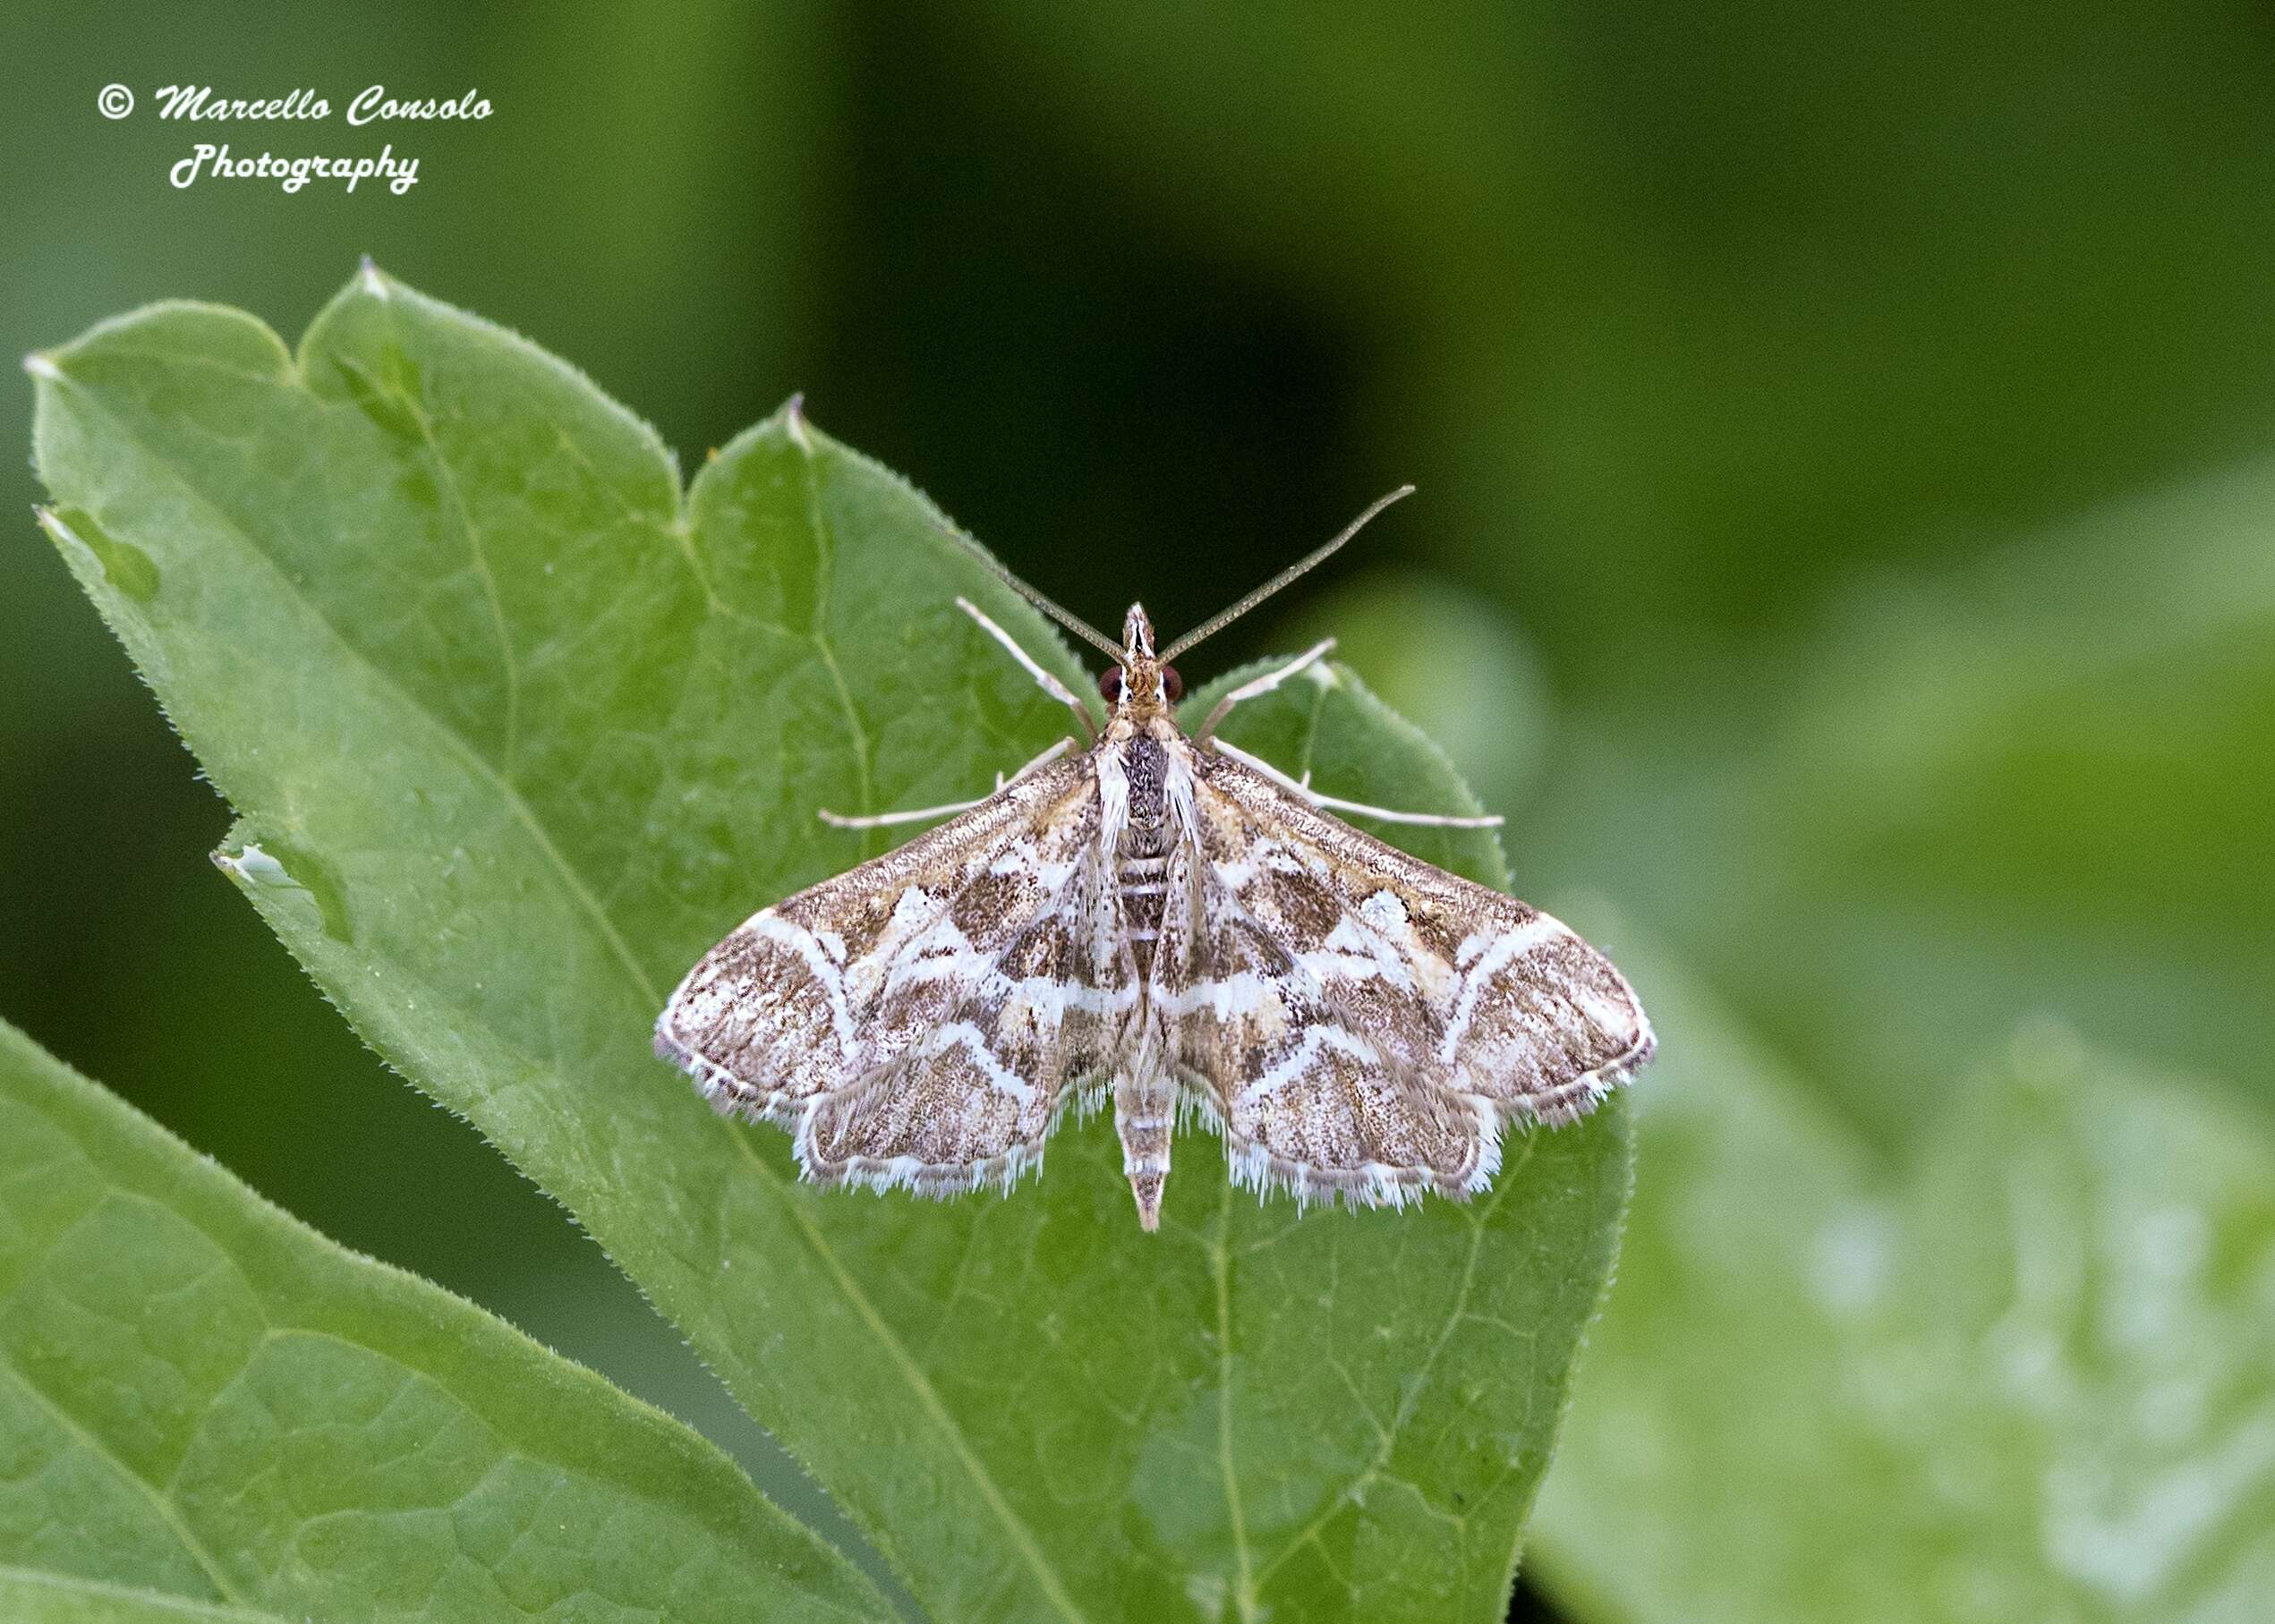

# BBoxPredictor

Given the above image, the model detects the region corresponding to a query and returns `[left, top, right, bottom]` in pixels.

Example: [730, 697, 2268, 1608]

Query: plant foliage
[28, 272, 1632, 1622]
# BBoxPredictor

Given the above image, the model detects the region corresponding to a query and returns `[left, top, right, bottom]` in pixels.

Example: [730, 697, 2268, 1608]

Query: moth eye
[1161, 664, 1184, 702]
[1098, 667, 1124, 701]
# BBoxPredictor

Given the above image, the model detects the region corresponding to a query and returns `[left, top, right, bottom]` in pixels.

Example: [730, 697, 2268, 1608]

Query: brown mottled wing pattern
[654, 753, 1129, 1195]
[1167, 745, 1653, 1208]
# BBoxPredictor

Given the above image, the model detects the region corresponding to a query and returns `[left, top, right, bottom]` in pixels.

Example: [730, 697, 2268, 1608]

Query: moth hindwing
[657, 514, 1655, 1231]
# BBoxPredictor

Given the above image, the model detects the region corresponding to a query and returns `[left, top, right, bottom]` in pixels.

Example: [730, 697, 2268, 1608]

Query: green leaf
[1529, 463, 2275, 1144]
[1528, 945, 2275, 1623]
[0, 1018, 890, 1623]
[27, 272, 1633, 1622]
[1739, 466, 2275, 1127]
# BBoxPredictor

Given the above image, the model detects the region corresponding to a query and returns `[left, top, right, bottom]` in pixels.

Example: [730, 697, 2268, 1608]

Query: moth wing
[797, 828, 1134, 1195]
[1157, 835, 1491, 1208]
[656, 752, 1130, 1192]
[1168, 746, 1652, 1206]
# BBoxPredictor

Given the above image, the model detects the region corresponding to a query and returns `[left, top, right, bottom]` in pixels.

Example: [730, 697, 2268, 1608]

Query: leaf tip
[783, 391, 813, 453]
[356, 256, 392, 300]
[21, 350, 62, 381]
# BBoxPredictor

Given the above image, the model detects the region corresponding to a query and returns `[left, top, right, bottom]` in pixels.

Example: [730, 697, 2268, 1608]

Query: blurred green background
[5, 4, 2271, 1619]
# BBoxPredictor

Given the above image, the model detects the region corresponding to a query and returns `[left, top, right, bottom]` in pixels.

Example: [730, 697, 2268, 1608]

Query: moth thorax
[1122, 736, 1168, 830]
[1117, 735, 1175, 982]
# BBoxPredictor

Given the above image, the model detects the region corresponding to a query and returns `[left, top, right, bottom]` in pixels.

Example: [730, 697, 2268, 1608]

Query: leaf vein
[0, 1362, 250, 1608]
[0, 1564, 274, 1622]
[1213, 1177, 1258, 1621]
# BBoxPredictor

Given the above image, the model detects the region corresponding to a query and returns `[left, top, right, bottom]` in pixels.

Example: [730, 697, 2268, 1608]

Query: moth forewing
[1177, 748, 1654, 1183]
[653, 752, 1121, 1178]
[656, 509, 1655, 1230]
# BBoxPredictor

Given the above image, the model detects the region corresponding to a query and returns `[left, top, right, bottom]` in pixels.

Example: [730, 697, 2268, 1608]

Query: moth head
[1101, 603, 1182, 712]
[937, 489, 1410, 725]
[1122, 602, 1156, 661]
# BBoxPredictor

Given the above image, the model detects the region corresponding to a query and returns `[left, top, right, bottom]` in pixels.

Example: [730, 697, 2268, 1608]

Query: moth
[655, 489, 1655, 1229]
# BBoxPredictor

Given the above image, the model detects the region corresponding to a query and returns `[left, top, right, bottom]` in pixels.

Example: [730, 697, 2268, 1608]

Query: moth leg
[1208, 738, 1504, 829]
[818, 738, 1072, 829]
[956, 596, 1098, 741]
[1196, 638, 1336, 740]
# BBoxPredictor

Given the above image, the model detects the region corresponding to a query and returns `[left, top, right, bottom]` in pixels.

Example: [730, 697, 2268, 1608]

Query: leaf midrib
[46, 357, 1090, 1622]
[1230, 672, 1531, 1609]
[335, 336, 524, 782]
[790, 412, 883, 850]
[1210, 1178, 1257, 1620]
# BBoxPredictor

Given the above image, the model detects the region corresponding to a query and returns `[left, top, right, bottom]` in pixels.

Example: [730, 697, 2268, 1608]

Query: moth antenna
[1159, 485, 1414, 664]
[932, 517, 1124, 661]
